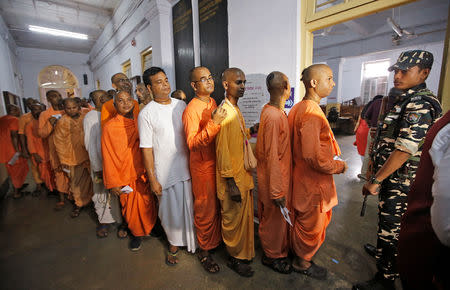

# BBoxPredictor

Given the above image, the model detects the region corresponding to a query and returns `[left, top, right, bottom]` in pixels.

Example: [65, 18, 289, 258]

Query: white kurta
[138, 99, 196, 252]
[83, 110, 121, 224]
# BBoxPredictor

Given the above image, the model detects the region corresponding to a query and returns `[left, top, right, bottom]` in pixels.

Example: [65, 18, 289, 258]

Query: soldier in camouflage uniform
[353, 50, 442, 290]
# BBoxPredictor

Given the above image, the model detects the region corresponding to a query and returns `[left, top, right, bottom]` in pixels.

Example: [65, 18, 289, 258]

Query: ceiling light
[28, 25, 88, 40]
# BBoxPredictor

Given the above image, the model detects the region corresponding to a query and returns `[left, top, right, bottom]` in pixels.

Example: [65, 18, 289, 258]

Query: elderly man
[38, 90, 69, 209]
[255, 71, 292, 274]
[84, 90, 122, 238]
[101, 73, 139, 128]
[0, 104, 29, 199]
[54, 98, 93, 218]
[102, 90, 157, 251]
[216, 68, 257, 277]
[139, 66, 196, 265]
[289, 64, 347, 280]
[182, 66, 227, 273]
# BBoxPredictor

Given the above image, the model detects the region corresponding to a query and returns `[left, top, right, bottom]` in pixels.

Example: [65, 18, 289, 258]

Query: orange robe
[54, 113, 93, 207]
[25, 119, 55, 191]
[182, 97, 222, 250]
[0, 115, 29, 189]
[100, 98, 140, 128]
[38, 106, 69, 194]
[290, 100, 344, 261]
[18, 112, 41, 184]
[255, 104, 291, 259]
[102, 113, 157, 237]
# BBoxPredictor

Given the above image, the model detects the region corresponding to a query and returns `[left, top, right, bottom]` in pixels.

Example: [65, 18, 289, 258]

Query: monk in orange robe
[18, 98, 43, 195]
[0, 104, 29, 199]
[54, 98, 93, 217]
[102, 90, 157, 251]
[290, 64, 347, 280]
[255, 71, 292, 274]
[38, 90, 69, 209]
[182, 66, 227, 273]
[100, 73, 139, 128]
[25, 102, 55, 195]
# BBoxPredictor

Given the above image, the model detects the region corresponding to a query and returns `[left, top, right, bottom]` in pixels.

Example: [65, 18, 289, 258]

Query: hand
[32, 153, 42, 164]
[341, 162, 348, 173]
[273, 196, 286, 208]
[49, 117, 57, 126]
[150, 178, 162, 197]
[212, 106, 227, 125]
[227, 179, 241, 203]
[110, 187, 122, 196]
[61, 164, 69, 171]
[363, 182, 381, 196]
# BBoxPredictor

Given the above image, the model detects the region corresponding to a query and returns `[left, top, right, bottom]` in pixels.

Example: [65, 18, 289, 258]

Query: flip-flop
[166, 249, 179, 266]
[96, 224, 109, 239]
[198, 254, 220, 273]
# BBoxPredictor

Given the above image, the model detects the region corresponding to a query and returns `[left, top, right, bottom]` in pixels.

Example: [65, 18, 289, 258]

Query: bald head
[266, 71, 289, 95]
[25, 97, 36, 109]
[111, 73, 131, 93]
[301, 64, 330, 84]
[111, 73, 126, 84]
[221, 67, 244, 82]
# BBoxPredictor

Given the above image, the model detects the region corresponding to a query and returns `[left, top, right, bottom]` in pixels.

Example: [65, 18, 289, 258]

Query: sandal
[198, 254, 220, 273]
[227, 256, 254, 277]
[293, 261, 327, 280]
[96, 224, 109, 238]
[262, 255, 292, 274]
[70, 206, 81, 218]
[54, 201, 65, 211]
[117, 224, 128, 239]
[166, 249, 179, 266]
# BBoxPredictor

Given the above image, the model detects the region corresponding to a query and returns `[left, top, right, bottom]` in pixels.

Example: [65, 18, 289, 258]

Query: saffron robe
[38, 106, 69, 194]
[216, 98, 255, 260]
[100, 99, 139, 128]
[0, 115, 28, 189]
[102, 113, 157, 237]
[255, 104, 291, 258]
[290, 100, 344, 261]
[182, 97, 222, 250]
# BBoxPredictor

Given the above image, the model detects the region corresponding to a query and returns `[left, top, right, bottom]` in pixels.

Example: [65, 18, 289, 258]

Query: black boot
[353, 272, 395, 290]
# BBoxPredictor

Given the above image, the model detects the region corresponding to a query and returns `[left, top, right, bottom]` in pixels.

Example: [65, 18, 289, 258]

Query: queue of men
[0, 49, 447, 289]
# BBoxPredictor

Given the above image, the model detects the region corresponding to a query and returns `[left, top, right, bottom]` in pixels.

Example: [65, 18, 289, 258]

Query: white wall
[228, 0, 301, 104]
[89, 0, 175, 92]
[17, 47, 94, 101]
[0, 15, 22, 115]
[337, 41, 444, 103]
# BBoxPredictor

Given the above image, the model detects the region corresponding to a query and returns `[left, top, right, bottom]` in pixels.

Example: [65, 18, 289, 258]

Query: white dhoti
[92, 180, 122, 224]
[159, 179, 197, 253]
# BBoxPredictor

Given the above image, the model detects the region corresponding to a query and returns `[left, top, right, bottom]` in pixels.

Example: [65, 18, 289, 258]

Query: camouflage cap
[388, 50, 433, 72]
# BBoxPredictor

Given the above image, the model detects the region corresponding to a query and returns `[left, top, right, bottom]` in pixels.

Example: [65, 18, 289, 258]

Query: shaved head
[301, 64, 330, 84]
[266, 71, 288, 95]
[111, 73, 127, 84]
[222, 67, 244, 82]
[190, 66, 208, 82]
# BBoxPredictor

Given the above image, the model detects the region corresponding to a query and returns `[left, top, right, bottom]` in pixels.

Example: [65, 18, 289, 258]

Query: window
[141, 46, 152, 73]
[122, 59, 131, 79]
[361, 60, 390, 104]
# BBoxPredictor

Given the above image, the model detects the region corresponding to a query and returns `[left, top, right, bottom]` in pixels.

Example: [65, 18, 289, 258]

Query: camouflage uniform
[372, 81, 441, 280]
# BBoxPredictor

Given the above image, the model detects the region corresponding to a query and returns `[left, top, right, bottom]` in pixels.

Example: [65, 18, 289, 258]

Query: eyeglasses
[116, 78, 130, 83]
[193, 76, 214, 83]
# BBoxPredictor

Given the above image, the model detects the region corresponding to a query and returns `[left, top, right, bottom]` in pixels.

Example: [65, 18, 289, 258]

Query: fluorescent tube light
[29, 25, 88, 40]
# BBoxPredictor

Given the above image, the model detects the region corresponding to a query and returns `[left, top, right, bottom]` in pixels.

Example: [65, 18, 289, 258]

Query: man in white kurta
[138, 67, 196, 260]
[83, 90, 122, 237]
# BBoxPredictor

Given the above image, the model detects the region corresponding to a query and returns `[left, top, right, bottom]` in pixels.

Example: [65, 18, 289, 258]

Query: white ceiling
[313, 0, 449, 50]
[0, 0, 121, 53]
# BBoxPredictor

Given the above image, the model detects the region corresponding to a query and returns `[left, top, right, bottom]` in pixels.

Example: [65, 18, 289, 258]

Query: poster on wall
[173, 0, 195, 100]
[199, 0, 228, 104]
[239, 74, 267, 127]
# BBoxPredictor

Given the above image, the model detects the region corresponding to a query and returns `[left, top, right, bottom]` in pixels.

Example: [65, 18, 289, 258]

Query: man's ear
[190, 81, 197, 91]
[310, 79, 317, 88]
[112, 83, 118, 90]
[420, 68, 431, 80]
[222, 81, 228, 90]
[146, 84, 152, 94]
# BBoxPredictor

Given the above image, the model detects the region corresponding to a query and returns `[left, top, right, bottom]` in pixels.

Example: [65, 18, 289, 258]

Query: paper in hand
[280, 206, 293, 227]
[121, 185, 133, 194]
[62, 168, 70, 174]
[8, 152, 20, 165]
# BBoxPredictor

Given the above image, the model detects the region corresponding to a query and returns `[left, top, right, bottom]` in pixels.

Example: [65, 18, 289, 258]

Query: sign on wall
[199, 0, 228, 104]
[173, 0, 195, 100]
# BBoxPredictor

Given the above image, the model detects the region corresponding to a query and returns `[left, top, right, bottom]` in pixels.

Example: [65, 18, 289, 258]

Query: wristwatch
[370, 176, 382, 185]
